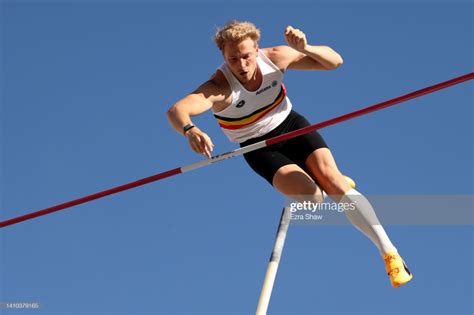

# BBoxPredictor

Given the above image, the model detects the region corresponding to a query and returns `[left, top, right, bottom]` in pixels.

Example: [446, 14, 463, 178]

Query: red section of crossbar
[0, 72, 472, 228]
[0, 168, 182, 228]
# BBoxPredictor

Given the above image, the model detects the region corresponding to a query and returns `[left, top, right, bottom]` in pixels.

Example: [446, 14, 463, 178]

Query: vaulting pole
[255, 176, 357, 314]
[1, 72, 472, 228]
[256, 206, 291, 315]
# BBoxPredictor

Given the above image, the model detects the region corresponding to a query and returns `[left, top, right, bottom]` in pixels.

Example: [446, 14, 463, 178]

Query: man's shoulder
[261, 45, 293, 56]
[208, 69, 230, 93]
[260, 46, 296, 71]
[192, 70, 231, 105]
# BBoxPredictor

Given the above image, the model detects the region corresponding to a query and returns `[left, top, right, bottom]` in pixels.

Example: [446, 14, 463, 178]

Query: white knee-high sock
[339, 188, 397, 256]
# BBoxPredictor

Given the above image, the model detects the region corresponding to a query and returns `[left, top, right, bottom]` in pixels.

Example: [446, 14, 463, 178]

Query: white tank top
[212, 50, 292, 143]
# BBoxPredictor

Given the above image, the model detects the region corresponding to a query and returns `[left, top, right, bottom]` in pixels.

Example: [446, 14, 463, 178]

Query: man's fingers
[203, 139, 214, 159]
[285, 26, 305, 40]
[205, 136, 215, 150]
[189, 138, 201, 154]
[197, 137, 210, 158]
[187, 133, 203, 154]
[285, 26, 307, 51]
[203, 146, 211, 159]
[186, 130, 214, 159]
[205, 143, 214, 158]
[198, 134, 214, 159]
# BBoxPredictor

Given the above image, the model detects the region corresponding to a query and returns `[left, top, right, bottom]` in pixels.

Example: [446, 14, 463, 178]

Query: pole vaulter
[0, 72, 472, 229]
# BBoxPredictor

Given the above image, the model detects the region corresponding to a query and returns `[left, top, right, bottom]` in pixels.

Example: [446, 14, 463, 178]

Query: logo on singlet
[256, 85, 271, 95]
[236, 100, 246, 108]
[256, 80, 279, 95]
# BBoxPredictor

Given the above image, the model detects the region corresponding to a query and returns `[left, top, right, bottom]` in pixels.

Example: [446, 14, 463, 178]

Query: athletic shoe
[383, 252, 413, 288]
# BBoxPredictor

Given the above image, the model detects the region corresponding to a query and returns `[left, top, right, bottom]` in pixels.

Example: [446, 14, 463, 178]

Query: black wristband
[183, 123, 195, 134]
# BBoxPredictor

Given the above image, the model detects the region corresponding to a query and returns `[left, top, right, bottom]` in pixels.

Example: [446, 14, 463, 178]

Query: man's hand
[185, 127, 215, 159]
[284, 26, 308, 52]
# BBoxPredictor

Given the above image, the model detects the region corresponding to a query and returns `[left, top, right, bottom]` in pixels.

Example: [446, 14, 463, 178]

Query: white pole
[256, 206, 291, 315]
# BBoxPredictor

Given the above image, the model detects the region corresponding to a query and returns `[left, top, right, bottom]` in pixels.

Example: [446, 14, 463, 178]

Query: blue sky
[1, 1, 472, 314]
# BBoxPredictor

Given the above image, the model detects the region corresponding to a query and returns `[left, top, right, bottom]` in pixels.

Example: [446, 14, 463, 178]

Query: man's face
[223, 38, 258, 84]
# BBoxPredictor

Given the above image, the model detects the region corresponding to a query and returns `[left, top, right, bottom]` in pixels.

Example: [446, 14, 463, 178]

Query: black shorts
[239, 110, 329, 185]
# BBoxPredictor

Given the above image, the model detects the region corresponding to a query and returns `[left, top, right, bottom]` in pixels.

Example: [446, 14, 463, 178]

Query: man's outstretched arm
[266, 26, 343, 71]
[166, 77, 225, 158]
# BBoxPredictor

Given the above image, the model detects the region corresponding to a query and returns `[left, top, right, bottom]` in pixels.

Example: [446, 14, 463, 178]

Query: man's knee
[317, 165, 342, 183]
[272, 165, 324, 202]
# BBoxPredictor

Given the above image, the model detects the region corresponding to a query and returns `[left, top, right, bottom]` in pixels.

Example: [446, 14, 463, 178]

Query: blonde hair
[213, 20, 261, 52]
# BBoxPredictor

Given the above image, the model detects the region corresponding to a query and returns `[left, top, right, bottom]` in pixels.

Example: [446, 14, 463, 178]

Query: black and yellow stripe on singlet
[214, 84, 287, 130]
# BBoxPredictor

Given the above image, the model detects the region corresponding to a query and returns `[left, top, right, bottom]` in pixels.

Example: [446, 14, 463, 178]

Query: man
[167, 20, 412, 288]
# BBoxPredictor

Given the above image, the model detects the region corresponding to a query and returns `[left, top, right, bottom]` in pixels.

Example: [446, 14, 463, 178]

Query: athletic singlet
[212, 50, 292, 143]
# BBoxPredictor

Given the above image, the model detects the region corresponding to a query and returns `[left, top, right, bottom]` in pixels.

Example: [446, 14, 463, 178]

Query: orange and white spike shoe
[383, 252, 413, 288]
